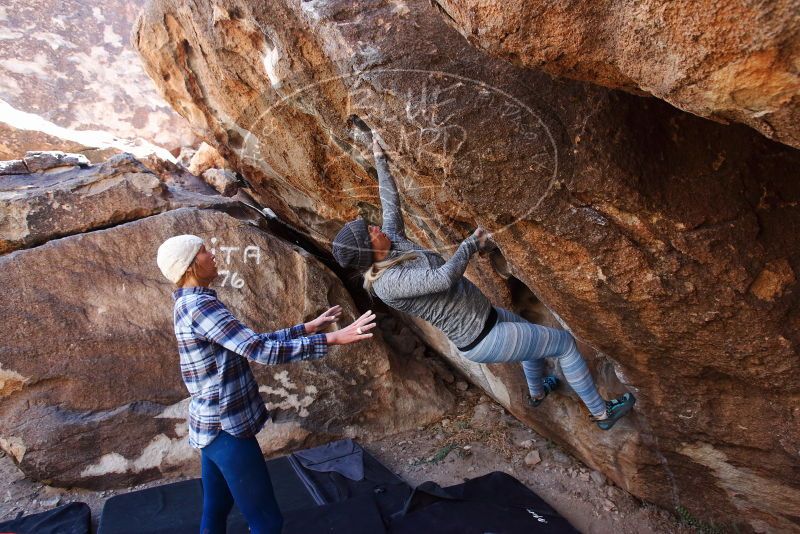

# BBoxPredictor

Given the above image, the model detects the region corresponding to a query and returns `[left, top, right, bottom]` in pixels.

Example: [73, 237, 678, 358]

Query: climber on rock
[157, 235, 376, 534]
[332, 130, 635, 431]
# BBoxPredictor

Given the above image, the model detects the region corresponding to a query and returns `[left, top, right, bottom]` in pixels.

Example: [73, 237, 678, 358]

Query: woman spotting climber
[157, 235, 376, 534]
[333, 131, 635, 430]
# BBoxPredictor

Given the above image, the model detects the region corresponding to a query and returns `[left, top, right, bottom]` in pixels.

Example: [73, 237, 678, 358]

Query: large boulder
[134, 0, 800, 530]
[0, 206, 453, 488]
[0, 0, 196, 157]
[0, 153, 228, 255]
[435, 0, 800, 150]
[0, 124, 86, 161]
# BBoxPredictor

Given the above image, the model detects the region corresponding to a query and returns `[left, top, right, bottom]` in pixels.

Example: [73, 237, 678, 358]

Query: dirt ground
[0, 383, 692, 533]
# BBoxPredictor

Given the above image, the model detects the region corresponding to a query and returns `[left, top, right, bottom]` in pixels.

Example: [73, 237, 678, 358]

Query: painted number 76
[218, 270, 245, 288]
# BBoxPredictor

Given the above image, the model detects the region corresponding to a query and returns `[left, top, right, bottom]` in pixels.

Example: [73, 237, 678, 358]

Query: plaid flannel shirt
[172, 287, 328, 448]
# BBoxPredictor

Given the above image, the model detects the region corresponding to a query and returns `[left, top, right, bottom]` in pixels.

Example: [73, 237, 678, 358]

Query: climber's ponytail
[363, 251, 419, 293]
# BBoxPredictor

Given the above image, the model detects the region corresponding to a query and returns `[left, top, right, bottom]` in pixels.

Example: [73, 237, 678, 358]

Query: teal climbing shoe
[527, 375, 560, 407]
[593, 392, 636, 430]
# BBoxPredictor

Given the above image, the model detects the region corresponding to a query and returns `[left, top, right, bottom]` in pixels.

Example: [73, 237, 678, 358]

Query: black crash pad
[0, 502, 90, 534]
[390, 471, 579, 533]
[97, 441, 575, 534]
[97, 455, 317, 534]
[97, 440, 406, 534]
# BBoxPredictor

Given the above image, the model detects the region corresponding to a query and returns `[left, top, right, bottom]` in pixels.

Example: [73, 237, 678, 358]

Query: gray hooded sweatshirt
[370, 154, 492, 348]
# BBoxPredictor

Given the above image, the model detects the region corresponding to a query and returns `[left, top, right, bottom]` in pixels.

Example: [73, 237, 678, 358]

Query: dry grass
[415, 401, 516, 464]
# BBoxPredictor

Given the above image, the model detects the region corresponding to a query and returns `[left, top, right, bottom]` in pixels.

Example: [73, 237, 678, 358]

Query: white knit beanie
[157, 235, 204, 284]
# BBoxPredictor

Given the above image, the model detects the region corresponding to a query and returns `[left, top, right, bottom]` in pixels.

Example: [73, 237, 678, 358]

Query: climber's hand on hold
[474, 227, 498, 256]
[473, 227, 491, 249]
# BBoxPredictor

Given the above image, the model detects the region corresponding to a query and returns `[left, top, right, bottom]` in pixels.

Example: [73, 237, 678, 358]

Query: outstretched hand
[305, 305, 343, 334]
[325, 310, 377, 345]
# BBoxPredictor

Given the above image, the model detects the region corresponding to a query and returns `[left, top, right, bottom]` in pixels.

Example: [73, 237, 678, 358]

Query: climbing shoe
[592, 392, 636, 430]
[527, 375, 560, 407]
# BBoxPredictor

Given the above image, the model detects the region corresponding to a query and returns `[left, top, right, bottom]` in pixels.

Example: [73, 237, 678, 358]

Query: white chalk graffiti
[234, 68, 559, 253]
[209, 238, 262, 289]
[218, 270, 245, 288]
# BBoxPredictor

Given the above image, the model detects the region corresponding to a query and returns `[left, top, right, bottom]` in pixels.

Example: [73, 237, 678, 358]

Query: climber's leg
[555, 333, 607, 416]
[491, 308, 556, 400]
[461, 312, 606, 416]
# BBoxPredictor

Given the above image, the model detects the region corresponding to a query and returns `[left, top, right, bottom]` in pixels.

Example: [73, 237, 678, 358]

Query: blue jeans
[200, 431, 283, 534]
[460, 307, 606, 416]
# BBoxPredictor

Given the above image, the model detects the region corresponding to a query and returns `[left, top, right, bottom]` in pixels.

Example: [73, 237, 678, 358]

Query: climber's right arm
[375, 142, 406, 239]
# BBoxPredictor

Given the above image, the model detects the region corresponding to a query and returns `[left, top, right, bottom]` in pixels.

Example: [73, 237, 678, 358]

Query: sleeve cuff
[463, 234, 480, 253]
[291, 323, 307, 337]
[308, 333, 329, 359]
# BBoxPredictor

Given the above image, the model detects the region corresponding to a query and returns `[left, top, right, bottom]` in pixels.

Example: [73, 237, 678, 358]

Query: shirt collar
[172, 286, 217, 301]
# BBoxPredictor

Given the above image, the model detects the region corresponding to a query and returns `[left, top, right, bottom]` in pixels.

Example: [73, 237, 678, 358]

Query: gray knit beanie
[332, 218, 373, 271]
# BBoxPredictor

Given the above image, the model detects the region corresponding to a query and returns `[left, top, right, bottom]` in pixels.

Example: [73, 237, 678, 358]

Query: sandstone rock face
[0, 159, 28, 175]
[188, 142, 230, 176]
[0, 0, 196, 157]
[435, 0, 800, 149]
[0, 124, 85, 161]
[0, 206, 453, 488]
[0, 153, 228, 255]
[202, 168, 239, 196]
[21, 151, 89, 172]
[135, 0, 800, 530]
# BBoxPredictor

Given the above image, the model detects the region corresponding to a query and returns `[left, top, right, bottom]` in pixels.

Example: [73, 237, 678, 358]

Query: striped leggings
[460, 307, 606, 416]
